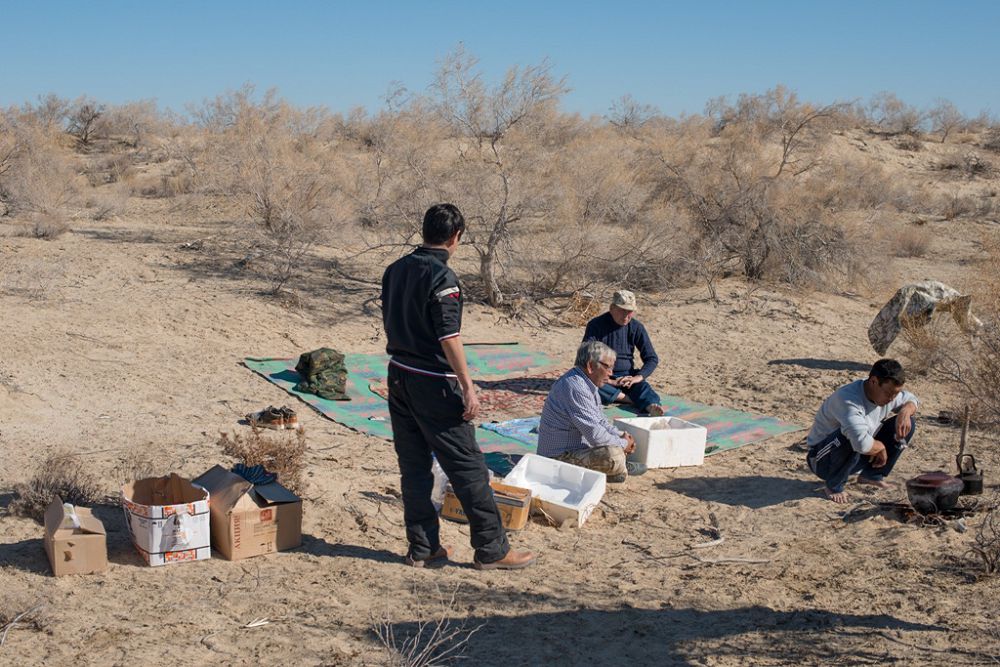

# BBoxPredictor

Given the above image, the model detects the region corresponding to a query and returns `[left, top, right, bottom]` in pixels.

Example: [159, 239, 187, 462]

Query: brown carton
[441, 480, 531, 530]
[193, 465, 302, 560]
[43, 499, 108, 576]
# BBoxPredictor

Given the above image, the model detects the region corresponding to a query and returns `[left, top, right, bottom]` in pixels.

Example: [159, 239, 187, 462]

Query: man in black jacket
[381, 203, 535, 570]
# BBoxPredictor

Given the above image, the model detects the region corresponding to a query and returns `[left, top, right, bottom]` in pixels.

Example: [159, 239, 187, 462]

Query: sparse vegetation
[372, 586, 483, 667]
[218, 424, 308, 494]
[8, 451, 102, 522]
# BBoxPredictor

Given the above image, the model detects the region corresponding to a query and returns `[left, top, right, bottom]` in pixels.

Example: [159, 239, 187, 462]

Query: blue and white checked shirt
[537, 367, 628, 457]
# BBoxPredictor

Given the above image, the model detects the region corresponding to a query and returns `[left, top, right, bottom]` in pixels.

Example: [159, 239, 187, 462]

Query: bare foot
[821, 487, 849, 503]
[857, 478, 897, 489]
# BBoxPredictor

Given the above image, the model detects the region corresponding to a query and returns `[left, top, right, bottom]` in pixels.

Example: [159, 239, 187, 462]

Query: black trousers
[386, 363, 509, 564]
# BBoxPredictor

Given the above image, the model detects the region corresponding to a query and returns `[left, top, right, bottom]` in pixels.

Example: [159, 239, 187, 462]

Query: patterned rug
[244, 346, 803, 474]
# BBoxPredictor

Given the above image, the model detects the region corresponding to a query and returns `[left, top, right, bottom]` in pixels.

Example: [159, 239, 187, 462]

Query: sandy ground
[2, 190, 1000, 665]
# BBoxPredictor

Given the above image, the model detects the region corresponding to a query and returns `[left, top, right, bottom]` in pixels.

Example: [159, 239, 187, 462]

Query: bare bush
[11, 214, 70, 240]
[889, 225, 933, 257]
[983, 126, 1000, 152]
[967, 495, 1000, 575]
[927, 99, 966, 143]
[111, 450, 159, 488]
[867, 91, 924, 136]
[217, 424, 307, 495]
[195, 85, 337, 292]
[893, 135, 923, 151]
[8, 451, 102, 522]
[936, 152, 994, 178]
[87, 184, 129, 220]
[371, 585, 484, 667]
[0, 113, 78, 216]
[0, 599, 50, 646]
[66, 97, 106, 147]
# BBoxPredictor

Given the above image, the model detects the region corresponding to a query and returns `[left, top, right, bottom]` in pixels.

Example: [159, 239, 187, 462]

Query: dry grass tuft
[890, 225, 934, 258]
[111, 450, 160, 489]
[8, 451, 102, 522]
[0, 599, 50, 646]
[217, 424, 307, 495]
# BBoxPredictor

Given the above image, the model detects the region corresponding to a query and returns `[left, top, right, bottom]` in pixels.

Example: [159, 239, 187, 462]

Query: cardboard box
[614, 416, 708, 468]
[503, 454, 606, 527]
[440, 480, 531, 530]
[193, 465, 303, 560]
[121, 473, 211, 567]
[43, 499, 107, 576]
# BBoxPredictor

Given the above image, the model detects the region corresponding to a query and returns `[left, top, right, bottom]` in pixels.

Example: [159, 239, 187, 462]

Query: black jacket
[381, 246, 463, 375]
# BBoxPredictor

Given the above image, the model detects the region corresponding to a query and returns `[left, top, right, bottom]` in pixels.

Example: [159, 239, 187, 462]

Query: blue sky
[3, 1, 998, 119]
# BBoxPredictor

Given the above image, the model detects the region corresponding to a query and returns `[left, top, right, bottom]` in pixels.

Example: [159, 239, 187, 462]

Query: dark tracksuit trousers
[386, 363, 509, 564]
[807, 413, 916, 493]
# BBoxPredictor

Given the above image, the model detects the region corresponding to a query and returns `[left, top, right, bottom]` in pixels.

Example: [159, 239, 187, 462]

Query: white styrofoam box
[121, 474, 212, 567]
[614, 416, 707, 468]
[503, 453, 606, 527]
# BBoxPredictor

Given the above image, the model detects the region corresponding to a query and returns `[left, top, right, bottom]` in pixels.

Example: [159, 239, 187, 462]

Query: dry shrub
[372, 585, 483, 667]
[894, 135, 923, 151]
[936, 152, 995, 178]
[8, 451, 102, 522]
[86, 183, 129, 220]
[111, 450, 159, 488]
[967, 494, 1000, 575]
[217, 425, 307, 494]
[981, 127, 1000, 152]
[889, 225, 933, 257]
[11, 214, 70, 240]
[0, 113, 78, 215]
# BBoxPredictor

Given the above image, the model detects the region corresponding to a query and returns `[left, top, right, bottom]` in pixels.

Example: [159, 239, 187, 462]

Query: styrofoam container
[614, 416, 707, 468]
[502, 454, 606, 527]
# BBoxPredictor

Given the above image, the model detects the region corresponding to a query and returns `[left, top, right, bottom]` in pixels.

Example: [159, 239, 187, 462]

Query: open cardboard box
[43, 499, 108, 576]
[121, 473, 211, 566]
[194, 465, 302, 560]
[440, 480, 531, 530]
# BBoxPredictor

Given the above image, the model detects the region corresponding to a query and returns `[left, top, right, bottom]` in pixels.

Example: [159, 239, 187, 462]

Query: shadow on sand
[657, 476, 819, 509]
[383, 602, 945, 666]
[768, 358, 871, 372]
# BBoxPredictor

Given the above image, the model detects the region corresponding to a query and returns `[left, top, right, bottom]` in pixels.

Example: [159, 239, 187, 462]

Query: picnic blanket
[480, 397, 803, 456]
[244, 346, 802, 474]
[243, 346, 559, 475]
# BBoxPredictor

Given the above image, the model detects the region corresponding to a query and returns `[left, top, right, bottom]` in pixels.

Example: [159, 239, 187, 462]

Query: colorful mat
[244, 346, 802, 474]
[481, 396, 804, 457]
[243, 346, 560, 474]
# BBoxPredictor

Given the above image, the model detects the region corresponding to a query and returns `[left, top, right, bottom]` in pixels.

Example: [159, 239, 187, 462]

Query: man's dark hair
[422, 203, 465, 245]
[870, 358, 905, 386]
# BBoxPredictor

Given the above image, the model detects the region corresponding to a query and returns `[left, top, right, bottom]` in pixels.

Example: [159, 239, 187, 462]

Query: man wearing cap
[582, 290, 664, 416]
[805, 358, 919, 504]
[382, 203, 535, 570]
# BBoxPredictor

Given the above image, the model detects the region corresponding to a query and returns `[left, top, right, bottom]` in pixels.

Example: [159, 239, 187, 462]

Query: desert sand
[2, 134, 1000, 666]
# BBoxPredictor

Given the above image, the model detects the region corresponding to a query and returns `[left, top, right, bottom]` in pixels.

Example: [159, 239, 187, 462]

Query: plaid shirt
[537, 367, 627, 457]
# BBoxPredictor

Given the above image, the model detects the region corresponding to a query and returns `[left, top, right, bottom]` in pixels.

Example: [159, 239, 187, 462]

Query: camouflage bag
[294, 348, 350, 401]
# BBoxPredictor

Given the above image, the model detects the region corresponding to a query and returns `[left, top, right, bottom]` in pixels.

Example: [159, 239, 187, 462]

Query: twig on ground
[0, 602, 46, 647]
[690, 537, 726, 549]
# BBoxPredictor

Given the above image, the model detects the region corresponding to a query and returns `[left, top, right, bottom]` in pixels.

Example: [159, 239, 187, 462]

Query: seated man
[583, 289, 664, 416]
[806, 358, 919, 504]
[537, 341, 646, 483]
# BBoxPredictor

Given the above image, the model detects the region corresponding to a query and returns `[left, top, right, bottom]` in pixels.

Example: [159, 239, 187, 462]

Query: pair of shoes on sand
[247, 405, 298, 430]
[608, 461, 648, 484]
[405, 545, 536, 570]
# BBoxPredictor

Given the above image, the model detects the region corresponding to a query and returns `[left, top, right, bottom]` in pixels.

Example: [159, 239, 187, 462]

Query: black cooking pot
[906, 472, 965, 515]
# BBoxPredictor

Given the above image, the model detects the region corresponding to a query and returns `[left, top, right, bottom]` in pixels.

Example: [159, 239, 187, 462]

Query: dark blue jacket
[582, 312, 659, 379]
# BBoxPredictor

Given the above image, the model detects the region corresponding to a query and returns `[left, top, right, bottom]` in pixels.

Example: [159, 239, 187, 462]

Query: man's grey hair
[575, 340, 615, 369]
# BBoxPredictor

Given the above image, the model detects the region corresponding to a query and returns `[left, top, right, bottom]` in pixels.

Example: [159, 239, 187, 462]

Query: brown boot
[405, 544, 453, 568]
[474, 549, 536, 571]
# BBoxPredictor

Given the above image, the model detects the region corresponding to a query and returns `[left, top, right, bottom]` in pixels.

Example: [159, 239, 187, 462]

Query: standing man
[583, 290, 664, 416]
[805, 359, 919, 504]
[381, 203, 535, 570]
